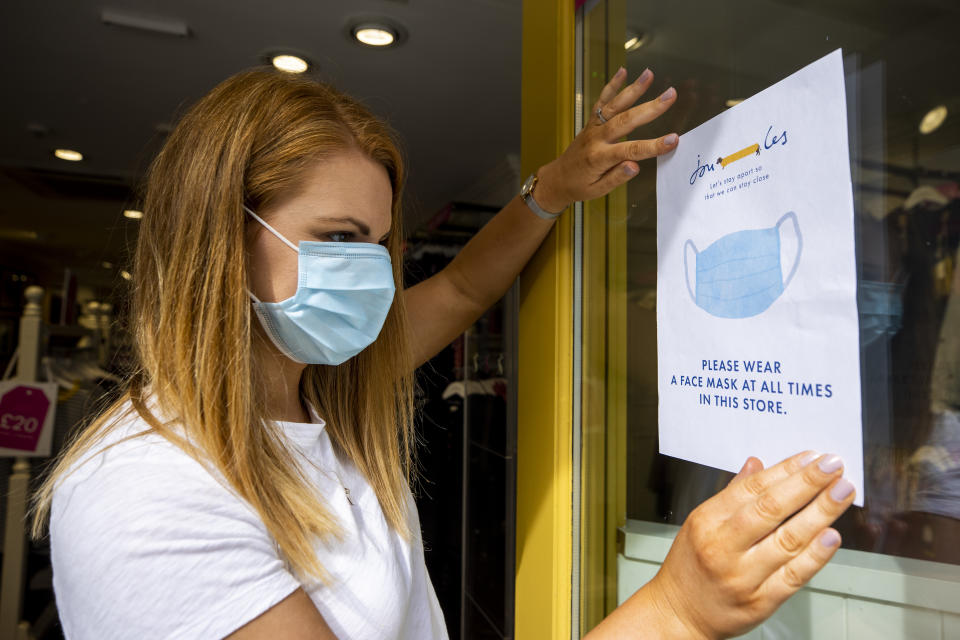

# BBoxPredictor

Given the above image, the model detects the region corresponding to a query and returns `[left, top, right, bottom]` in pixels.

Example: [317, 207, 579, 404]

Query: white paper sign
[656, 49, 864, 505]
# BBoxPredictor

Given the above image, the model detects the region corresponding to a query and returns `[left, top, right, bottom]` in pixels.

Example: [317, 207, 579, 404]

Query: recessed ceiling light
[0, 229, 38, 241]
[100, 9, 190, 37]
[353, 25, 397, 47]
[54, 148, 83, 162]
[725, 99, 744, 107]
[102, 261, 114, 269]
[123, 209, 143, 219]
[919, 105, 947, 135]
[624, 30, 648, 52]
[271, 54, 309, 73]
[120, 270, 133, 281]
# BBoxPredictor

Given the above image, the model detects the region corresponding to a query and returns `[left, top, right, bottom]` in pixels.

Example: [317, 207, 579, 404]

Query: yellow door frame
[516, 0, 576, 637]
[517, 1, 628, 637]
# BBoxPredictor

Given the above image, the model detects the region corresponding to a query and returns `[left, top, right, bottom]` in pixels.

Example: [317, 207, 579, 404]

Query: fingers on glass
[761, 527, 842, 606]
[584, 161, 640, 201]
[604, 68, 655, 116]
[597, 66, 627, 104]
[726, 450, 819, 508]
[603, 92, 677, 139]
[747, 478, 853, 580]
[727, 453, 847, 546]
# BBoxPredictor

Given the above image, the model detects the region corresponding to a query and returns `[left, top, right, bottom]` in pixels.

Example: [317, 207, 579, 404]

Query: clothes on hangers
[904, 184, 950, 211]
[878, 187, 960, 449]
[407, 243, 461, 261]
[441, 377, 506, 401]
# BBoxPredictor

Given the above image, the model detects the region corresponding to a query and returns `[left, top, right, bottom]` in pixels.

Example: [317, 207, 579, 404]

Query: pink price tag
[0, 385, 51, 452]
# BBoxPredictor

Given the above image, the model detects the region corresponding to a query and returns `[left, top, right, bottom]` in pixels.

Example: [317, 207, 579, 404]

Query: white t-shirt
[49, 403, 448, 639]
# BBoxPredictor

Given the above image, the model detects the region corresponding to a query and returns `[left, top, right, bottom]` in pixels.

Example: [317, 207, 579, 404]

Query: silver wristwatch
[520, 173, 564, 220]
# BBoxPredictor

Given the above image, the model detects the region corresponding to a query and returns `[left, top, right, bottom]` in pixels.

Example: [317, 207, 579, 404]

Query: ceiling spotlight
[102, 261, 114, 269]
[725, 99, 744, 108]
[120, 270, 133, 281]
[919, 105, 947, 135]
[54, 148, 83, 162]
[0, 229, 38, 241]
[271, 54, 309, 73]
[625, 30, 648, 52]
[353, 24, 397, 47]
[100, 9, 190, 37]
[123, 209, 143, 219]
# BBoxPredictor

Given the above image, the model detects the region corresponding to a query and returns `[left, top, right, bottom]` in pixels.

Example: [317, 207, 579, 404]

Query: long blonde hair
[31, 69, 416, 582]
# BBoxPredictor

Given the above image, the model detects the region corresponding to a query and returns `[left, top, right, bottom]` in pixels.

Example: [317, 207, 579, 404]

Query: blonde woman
[32, 68, 855, 639]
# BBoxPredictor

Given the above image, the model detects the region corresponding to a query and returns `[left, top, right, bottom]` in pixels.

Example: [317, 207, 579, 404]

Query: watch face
[521, 174, 536, 196]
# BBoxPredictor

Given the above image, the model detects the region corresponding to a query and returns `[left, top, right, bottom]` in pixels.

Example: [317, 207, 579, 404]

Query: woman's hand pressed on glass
[533, 66, 679, 213]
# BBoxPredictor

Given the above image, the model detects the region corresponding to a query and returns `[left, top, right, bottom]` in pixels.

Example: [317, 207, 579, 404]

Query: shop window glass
[591, 0, 960, 565]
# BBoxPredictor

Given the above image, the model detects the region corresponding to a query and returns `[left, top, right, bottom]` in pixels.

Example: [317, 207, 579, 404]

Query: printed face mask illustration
[684, 212, 802, 319]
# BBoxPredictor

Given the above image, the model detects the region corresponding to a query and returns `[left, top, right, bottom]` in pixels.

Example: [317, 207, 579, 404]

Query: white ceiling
[0, 0, 521, 292]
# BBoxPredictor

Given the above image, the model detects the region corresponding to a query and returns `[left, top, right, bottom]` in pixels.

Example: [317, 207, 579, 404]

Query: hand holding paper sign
[586, 451, 855, 639]
[533, 66, 679, 213]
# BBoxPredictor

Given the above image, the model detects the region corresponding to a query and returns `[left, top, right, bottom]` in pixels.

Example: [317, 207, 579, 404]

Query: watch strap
[522, 173, 564, 220]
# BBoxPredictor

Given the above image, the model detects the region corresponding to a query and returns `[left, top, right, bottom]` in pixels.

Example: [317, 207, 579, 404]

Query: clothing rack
[856, 158, 960, 183]
[856, 183, 912, 199]
[409, 201, 500, 244]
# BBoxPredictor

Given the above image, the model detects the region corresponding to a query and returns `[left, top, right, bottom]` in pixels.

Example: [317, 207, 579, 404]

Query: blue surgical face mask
[244, 206, 395, 365]
[684, 211, 802, 319]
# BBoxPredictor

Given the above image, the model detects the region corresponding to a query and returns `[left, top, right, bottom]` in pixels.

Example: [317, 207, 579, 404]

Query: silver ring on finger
[596, 106, 608, 124]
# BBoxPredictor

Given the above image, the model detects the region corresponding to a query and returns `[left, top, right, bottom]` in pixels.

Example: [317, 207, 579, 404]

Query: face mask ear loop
[776, 211, 803, 288]
[684, 239, 699, 303]
[246, 289, 262, 304]
[243, 205, 299, 252]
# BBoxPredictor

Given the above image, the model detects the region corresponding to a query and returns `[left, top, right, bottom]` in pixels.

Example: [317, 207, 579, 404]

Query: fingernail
[623, 164, 638, 175]
[663, 133, 678, 146]
[659, 87, 676, 102]
[818, 454, 843, 474]
[637, 68, 652, 84]
[819, 529, 841, 548]
[800, 451, 820, 467]
[615, 66, 626, 77]
[830, 478, 855, 502]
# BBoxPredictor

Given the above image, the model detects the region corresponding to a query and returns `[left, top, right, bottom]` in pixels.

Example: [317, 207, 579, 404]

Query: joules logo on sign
[680, 121, 801, 320]
[0, 384, 51, 452]
[689, 124, 789, 186]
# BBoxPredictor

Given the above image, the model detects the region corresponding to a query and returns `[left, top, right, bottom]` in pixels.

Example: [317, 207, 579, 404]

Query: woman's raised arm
[403, 67, 679, 367]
